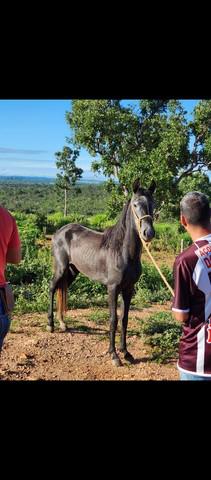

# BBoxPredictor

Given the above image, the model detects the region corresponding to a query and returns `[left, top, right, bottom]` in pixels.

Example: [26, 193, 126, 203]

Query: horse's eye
[133, 203, 137, 208]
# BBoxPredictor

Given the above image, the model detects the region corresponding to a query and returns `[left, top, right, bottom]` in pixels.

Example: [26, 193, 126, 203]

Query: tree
[55, 146, 83, 217]
[66, 100, 211, 217]
[178, 171, 211, 198]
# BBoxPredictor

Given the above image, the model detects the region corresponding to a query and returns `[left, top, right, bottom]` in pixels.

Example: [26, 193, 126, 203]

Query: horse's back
[52, 223, 108, 283]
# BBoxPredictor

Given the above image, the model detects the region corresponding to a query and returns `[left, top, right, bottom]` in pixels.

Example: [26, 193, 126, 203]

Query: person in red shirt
[172, 191, 211, 380]
[0, 206, 21, 353]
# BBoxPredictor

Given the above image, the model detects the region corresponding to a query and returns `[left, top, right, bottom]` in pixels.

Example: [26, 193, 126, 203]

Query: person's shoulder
[174, 243, 197, 269]
[0, 205, 14, 221]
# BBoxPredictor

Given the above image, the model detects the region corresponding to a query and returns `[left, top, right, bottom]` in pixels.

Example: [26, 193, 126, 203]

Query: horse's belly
[71, 253, 108, 284]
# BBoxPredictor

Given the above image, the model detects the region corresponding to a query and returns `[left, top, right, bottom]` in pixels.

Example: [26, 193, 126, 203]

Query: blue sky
[0, 99, 200, 178]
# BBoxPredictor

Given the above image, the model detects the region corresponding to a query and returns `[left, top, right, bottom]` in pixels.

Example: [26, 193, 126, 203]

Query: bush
[6, 246, 52, 285]
[87, 213, 114, 230]
[153, 222, 192, 252]
[141, 312, 182, 363]
[46, 212, 88, 233]
[133, 262, 173, 307]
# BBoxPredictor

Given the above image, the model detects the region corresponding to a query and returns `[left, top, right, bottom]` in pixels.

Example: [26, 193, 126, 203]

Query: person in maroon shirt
[172, 191, 211, 380]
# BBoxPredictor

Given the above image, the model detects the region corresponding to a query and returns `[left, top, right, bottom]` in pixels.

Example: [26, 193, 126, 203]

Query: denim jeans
[0, 296, 10, 352]
[180, 371, 211, 381]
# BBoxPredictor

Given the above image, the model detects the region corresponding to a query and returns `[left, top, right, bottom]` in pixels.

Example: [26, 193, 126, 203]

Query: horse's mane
[101, 201, 130, 250]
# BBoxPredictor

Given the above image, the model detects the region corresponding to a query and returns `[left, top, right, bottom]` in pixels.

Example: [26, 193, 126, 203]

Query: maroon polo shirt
[172, 234, 211, 376]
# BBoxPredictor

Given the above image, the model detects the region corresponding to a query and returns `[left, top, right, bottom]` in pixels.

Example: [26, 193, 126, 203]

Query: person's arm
[172, 259, 190, 323]
[172, 310, 189, 323]
[6, 247, 21, 264]
[6, 217, 21, 264]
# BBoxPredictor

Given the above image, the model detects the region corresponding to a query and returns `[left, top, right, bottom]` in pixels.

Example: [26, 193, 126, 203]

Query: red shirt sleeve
[172, 258, 190, 313]
[7, 217, 21, 249]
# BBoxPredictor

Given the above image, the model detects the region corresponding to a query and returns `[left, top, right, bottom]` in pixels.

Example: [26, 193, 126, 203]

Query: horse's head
[131, 178, 156, 243]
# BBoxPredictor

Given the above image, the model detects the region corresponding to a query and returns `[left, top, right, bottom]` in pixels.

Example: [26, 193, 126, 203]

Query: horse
[47, 178, 156, 366]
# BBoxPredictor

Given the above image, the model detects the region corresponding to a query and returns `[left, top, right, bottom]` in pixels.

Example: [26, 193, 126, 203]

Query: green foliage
[191, 100, 211, 167]
[178, 172, 211, 199]
[55, 146, 83, 216]
[0, 183, 110, 218]
[55, 147, 82, 189]
[13, 278, 50, 314]
[12, 212, 43, 256]
[46, 212, 88, 233]
[153, 223, 192, 252]
[86, 309, 109, 324]
[141, 312, 182, 363]
[87, 213, 114, 230]
[7, 247, 52, 285]
[67, 99, 211, 216]
[134, 262, 173, 307]
[45, 212, 114, 234]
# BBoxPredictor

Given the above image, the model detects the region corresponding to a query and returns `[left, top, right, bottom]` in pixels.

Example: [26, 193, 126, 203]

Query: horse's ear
[148, 180, 156, 194]
[133, 178, 141, 193]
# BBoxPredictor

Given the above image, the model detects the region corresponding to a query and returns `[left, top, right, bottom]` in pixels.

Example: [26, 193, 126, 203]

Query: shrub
[87, 213, 114, 230]
[141, 312, 182, 363]
[133, 262, 173, 307]
[153, 222, 192, 252]
[46, 212, 88, 233]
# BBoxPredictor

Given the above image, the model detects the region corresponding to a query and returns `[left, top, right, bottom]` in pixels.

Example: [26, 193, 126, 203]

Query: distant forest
[0, 179, 109, 216]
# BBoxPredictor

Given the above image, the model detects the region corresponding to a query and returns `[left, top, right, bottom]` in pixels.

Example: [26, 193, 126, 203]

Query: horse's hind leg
[47, 274, 60, 332]
[57, 267, 78, 331]
[47, 254, 71, 332]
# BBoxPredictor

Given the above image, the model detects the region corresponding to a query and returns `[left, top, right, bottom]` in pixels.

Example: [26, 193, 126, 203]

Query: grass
[86, 310, 109, 324]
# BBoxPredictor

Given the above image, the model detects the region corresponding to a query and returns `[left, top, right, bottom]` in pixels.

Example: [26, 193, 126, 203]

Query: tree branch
[175, 163, 206, 185]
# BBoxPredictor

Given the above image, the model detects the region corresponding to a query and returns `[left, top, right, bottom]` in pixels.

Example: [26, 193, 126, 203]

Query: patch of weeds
[127, 328, 142, 338]
[9, 317, 20, 333]
[86, 309, 109, 325]
[140, 312, 182, 363]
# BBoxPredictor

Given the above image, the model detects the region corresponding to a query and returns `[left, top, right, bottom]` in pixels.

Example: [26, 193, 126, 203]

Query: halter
[139, 214, 153, 222]
[131, 203, 153, 229]
[131, 202, 174, 296]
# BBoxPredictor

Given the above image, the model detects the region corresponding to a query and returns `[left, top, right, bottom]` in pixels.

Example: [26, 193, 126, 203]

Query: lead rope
[131, 204, 174, 297]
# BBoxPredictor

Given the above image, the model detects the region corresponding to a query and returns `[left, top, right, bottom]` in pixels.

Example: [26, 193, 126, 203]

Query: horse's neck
[124, 205, 142, 260]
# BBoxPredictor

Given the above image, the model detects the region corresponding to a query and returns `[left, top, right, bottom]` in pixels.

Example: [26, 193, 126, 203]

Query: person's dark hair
[180, 191, 211, 226]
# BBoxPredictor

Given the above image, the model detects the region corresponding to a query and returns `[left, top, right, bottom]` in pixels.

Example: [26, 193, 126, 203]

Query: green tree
[178, 171, 211, 198]
[55, 146, 83, 217]
[66, 100, 211, 216]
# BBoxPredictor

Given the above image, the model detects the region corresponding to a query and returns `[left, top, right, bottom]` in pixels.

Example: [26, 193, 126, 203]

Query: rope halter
[131, 203, 153, 236]
[130, 202, 174, 296]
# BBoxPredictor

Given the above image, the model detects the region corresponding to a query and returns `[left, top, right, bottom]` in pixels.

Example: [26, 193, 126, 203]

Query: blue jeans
[0, 296, 10, 352]
[180, 371, 211, 381]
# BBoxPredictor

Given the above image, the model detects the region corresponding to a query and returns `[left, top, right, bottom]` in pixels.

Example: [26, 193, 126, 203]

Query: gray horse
[47, 178, 156, 366]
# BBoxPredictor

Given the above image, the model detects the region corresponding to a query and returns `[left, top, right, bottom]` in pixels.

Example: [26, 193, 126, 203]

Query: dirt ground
[0, 302, 180, 381]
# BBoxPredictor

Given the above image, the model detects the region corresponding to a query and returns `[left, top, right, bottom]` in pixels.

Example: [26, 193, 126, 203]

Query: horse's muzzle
[141, 225, 155, 243]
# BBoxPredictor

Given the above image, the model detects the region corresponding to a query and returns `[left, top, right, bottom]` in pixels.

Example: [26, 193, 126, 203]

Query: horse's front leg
[119, 286, 135, 363]
[108, 285, 122, 367]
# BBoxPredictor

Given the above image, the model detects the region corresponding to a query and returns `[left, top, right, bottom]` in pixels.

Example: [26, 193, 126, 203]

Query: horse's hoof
[124, 351, 135, 364]
[60, 324, 67, 332]
[47, 325, 54, 333]
[112, 357, 122, 367]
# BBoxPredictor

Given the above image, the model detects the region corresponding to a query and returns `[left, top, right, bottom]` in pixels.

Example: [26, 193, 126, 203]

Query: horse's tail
[56, 274, 68, 319]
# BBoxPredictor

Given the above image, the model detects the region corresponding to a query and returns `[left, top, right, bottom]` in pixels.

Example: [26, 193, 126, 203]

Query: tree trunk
[122, 185, 129, 197]
[113, 164, 128, 197]
[64, 188, 67, 217]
